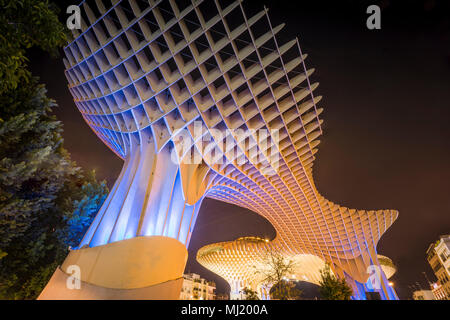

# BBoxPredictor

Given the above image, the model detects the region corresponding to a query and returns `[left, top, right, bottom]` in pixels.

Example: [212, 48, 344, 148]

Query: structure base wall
[38, 268, 183, 300]
[38, 236, 187, 300]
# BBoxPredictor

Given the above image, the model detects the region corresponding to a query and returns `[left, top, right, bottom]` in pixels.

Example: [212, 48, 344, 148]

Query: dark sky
[29, 0, 450, 299]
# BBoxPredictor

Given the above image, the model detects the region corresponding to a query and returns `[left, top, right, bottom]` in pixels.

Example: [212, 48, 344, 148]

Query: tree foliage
[255, 249, 302, 300]
[318, 264, 353, 300]
[0, 1, 108, 299]
[0, 0, 67, 94]
[56, 171, 108, 249]
[270, 280, 302, 300]
[0, 78, 73, 249]
[241, 287, 260, 300]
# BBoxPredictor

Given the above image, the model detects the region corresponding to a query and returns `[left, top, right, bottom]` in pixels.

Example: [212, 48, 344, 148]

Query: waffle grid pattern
[64, 0, 398, 298]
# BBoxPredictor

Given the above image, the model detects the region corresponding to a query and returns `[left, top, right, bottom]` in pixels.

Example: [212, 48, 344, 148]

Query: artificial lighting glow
[63, 0, 399, 301]
[388, 282, 394, 287]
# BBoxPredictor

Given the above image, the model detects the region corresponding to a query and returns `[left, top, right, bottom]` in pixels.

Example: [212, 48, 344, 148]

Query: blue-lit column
[258, 283, 272, 300]
[79, 141, 203, 249]
[230, 280, 243, 300]
[39, 141, 205, 299]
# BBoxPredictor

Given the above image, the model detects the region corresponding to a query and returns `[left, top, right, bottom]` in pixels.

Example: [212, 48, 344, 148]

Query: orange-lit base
[38, 236, 187, 300]
[38, 268, 183, 300]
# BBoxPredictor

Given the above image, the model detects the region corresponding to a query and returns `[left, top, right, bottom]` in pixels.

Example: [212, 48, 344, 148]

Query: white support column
[79, 141, 204, 248]
[229, 279, 244, 300]
[40, 140, 205, 299]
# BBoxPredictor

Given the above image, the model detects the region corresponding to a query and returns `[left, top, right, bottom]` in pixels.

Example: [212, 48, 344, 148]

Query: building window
[432, 261, 442, 273]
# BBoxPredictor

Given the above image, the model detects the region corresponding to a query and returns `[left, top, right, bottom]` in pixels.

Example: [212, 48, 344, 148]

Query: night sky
[29, 0, 450, 299]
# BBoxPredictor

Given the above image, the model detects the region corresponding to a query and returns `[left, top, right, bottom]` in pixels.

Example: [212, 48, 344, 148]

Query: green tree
[0, 0, 66, 94]
[0, 1, 108, 299]
[255, 249, 302, 300]
[241, 287, 260, 300]
[270, 280, 302, 300]
[57, 171, 108, 249]
[318, 264, 353, 300]
[0, 78, 74, 251]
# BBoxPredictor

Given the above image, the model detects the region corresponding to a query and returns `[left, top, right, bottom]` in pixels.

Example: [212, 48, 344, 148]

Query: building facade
[39, 0, 398, 300]
[413, 290, 436, 300]
[426, 235, 450, 299]
[179, 273, 216, 300]
[430, 282, 447, 300]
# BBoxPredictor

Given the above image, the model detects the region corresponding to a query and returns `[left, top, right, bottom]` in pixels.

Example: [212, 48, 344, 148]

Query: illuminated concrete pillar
[230, 280, 244, 300]
[80, 141, 203, 248]
[40, 141, 204, 299]
[258, 283, 273, 300]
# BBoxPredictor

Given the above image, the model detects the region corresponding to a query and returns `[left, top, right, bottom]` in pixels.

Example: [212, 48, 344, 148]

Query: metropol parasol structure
[39, 0, 398, 300]
[197, 237, 398, 299]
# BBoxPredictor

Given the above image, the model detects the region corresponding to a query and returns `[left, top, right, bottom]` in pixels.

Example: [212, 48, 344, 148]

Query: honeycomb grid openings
[63, 0, 399, 300]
